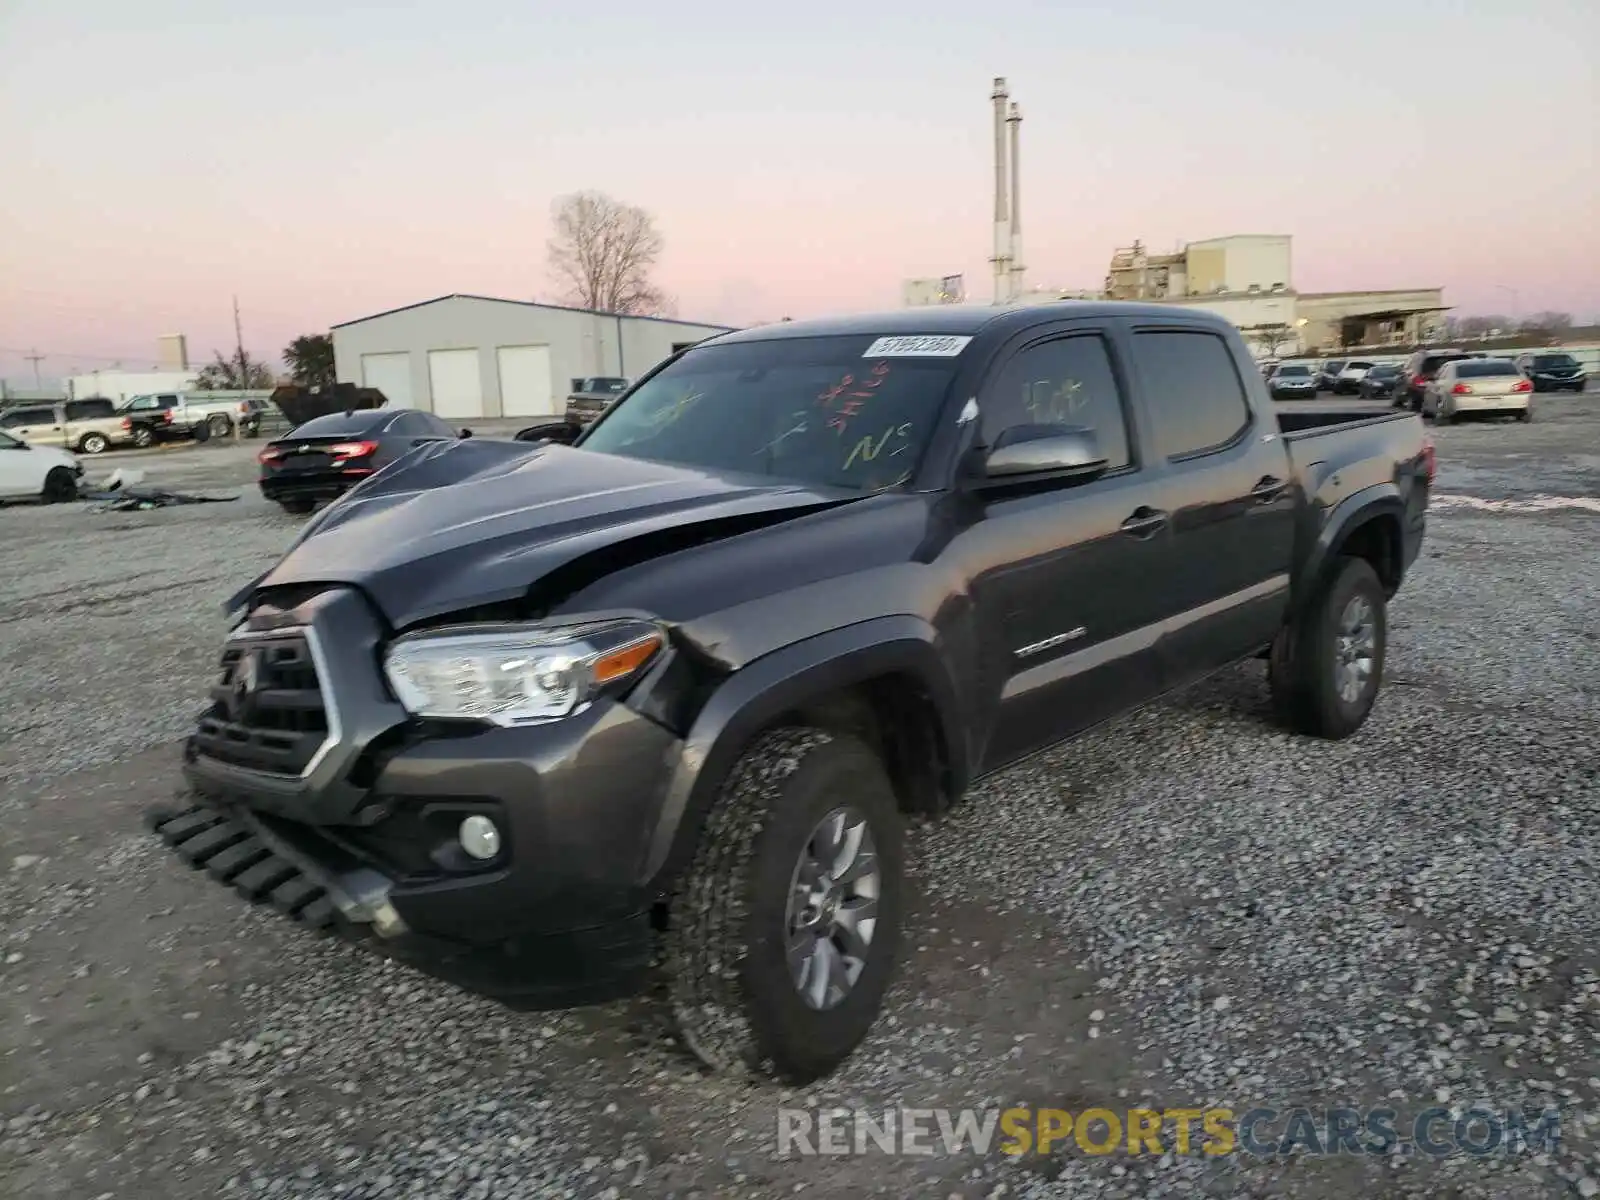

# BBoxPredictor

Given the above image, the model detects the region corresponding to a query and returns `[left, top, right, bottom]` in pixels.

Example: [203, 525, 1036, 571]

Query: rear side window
[986, 333, 1132, 471]
[1132, 330, 1252, 460]
[65, 399, 113, 420]
[1, 407, 52, 427]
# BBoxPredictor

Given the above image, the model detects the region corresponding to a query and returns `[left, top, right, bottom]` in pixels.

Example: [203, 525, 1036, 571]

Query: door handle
[1250, 475, 1287, 501]
[1120, 507, 1169, 537]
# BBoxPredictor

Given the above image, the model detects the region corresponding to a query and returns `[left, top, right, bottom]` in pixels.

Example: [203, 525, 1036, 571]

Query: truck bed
[1273, 403, 1413, 439]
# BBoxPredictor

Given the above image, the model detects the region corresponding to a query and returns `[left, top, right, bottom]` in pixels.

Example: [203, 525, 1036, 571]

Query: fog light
[459, 815, 501, 860]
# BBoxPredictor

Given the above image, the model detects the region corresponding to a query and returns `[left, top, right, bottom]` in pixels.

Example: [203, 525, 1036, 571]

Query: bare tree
[1455, 314, 1513, 338]
[195, 348, 275, 390]
[546, 191, 670, 315]
[1247, 322, 1293, 359]
[1520, 310, 1573, 335]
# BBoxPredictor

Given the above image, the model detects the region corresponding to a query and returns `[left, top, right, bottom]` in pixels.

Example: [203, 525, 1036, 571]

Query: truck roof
[707, 300, 1232, 346]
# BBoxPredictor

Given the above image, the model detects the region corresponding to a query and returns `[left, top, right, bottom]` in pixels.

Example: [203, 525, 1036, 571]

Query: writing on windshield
[578, 335, 961, 491]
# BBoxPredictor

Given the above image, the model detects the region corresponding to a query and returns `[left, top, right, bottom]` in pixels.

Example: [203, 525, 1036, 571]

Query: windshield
[1532, 354, 1577, 369]
[1278, 365, 1311, 377]
[577, 334, 963, 491]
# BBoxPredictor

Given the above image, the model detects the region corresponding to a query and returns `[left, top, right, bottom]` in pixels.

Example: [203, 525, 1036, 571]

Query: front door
[0, 432, 46, 497]
[954, 326, 1173, 772]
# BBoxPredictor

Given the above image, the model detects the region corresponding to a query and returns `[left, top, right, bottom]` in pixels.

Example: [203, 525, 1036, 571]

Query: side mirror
[514, 420, 581, 445]
[983, 424, 1108, 479]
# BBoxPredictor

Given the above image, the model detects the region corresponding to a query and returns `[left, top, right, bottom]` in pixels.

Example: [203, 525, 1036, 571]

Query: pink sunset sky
[1, 0, 1596, 383]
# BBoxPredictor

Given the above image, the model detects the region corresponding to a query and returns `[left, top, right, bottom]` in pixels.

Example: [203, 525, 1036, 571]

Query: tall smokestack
[991, 77, 1011, 305]
[1007, 100, 1024, 301]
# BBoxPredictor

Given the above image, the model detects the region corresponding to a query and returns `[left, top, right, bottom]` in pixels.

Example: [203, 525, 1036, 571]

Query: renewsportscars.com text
[776, 1105, 1562, 1159]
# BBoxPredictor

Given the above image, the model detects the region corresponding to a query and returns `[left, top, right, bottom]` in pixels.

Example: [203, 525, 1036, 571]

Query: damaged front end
[159, 438, 862, 1008]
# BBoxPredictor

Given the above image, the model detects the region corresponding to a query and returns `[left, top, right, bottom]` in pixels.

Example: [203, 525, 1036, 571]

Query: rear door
[961, 321, 1175, 771]
[1124, 322, 1297, 684]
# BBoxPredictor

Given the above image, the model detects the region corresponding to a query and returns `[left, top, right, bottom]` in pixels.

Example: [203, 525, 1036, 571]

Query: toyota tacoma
[149, 303, 1433, 1083]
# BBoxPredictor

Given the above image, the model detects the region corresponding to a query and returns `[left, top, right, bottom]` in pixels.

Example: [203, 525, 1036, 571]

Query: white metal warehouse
[330, 294, 736, 420]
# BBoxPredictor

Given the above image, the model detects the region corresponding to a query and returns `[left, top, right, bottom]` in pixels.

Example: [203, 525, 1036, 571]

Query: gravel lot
[3, 398, 1598, 1199]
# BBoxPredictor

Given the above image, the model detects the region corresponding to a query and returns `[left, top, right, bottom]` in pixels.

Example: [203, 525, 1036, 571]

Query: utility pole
[232, 296, 245, 442]
[24, 348, 45, 390]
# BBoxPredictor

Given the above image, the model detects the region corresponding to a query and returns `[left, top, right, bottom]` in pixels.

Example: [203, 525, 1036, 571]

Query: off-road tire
[277, 498, 317, 515]
[1270, 556, 1386, 740]
[78, 432, 109, 454]
[663, 727, 905, 1084]
[131, 425, 155, 449]
[41, 467, 78, 504]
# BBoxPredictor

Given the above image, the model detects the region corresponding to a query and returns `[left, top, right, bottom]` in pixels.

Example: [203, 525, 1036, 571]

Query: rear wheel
[131, 425, 155, 449]
[41, 467, 79, 504]
[1270, 556, 1386, 740]
[277, 498, 316, 515]
[206, 414, 232, 438]
[1517, 408, 1533, 423]
[78, 432, 109, 454]
[663, 727, 905, 1084]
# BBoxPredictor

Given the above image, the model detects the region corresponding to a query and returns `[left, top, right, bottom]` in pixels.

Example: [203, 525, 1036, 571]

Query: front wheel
[663, 728, 905, 1084]
[41, 467, 79, 504]
[1270, 556, 1387, 740]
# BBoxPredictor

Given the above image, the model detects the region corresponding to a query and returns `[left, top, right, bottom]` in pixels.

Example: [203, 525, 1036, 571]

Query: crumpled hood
[248, 438, 859, 628]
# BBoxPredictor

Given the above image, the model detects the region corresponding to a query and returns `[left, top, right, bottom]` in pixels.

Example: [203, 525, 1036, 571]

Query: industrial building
[1097, 235, 1447, 356]
[330, 295, 736, 419]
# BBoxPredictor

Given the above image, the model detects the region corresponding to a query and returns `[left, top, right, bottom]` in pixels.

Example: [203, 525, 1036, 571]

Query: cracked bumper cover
[148, 799, 656, 1009]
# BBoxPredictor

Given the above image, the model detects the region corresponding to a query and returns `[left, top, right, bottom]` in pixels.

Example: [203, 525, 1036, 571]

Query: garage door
[360, 352, 412, 408]
[496, 345, 554, 416]
[427, 349, 484, 419]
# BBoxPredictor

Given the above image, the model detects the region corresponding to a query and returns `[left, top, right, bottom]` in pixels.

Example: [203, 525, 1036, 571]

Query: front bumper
[153, 585, 684, 1011]
[148, 802, 653, 1008]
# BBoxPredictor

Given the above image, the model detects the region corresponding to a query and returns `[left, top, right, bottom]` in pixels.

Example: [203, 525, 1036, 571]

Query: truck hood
[246, 438, 863, 628]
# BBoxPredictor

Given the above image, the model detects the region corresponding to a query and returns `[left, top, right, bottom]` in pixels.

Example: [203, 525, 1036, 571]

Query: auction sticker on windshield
[862, 335, 973, 358]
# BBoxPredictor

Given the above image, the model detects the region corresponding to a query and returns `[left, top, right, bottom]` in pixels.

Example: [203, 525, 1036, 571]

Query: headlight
[383, 618, 664, 725]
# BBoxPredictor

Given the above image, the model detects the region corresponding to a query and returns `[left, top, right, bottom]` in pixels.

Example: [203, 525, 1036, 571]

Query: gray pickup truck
[563, 376, 630, 427]
[150, 302, 1432, 1084]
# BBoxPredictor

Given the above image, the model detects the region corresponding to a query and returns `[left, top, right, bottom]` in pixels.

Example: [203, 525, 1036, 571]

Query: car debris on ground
[80, 467, 240, 512]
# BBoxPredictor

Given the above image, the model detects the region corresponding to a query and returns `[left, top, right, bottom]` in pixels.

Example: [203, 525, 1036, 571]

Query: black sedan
[1516, 352, 1588, 393]
[1358, 363, 1403, 400]
[258, 407, 470, 514]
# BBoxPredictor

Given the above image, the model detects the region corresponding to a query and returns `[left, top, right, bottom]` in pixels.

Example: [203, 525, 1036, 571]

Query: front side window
[579, 335, 964, 491]
[983, 334, 1132, 470]
[1132, 330, 1252, 460]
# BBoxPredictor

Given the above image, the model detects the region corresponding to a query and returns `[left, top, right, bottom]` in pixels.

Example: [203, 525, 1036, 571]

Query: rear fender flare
[1294, 483, 1403, 618]
[639, 615, 967, 891]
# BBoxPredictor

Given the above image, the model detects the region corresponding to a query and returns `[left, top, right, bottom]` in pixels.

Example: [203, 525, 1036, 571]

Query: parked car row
[1265, 347, 1588, 418]
[0, 392, 268, 455]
